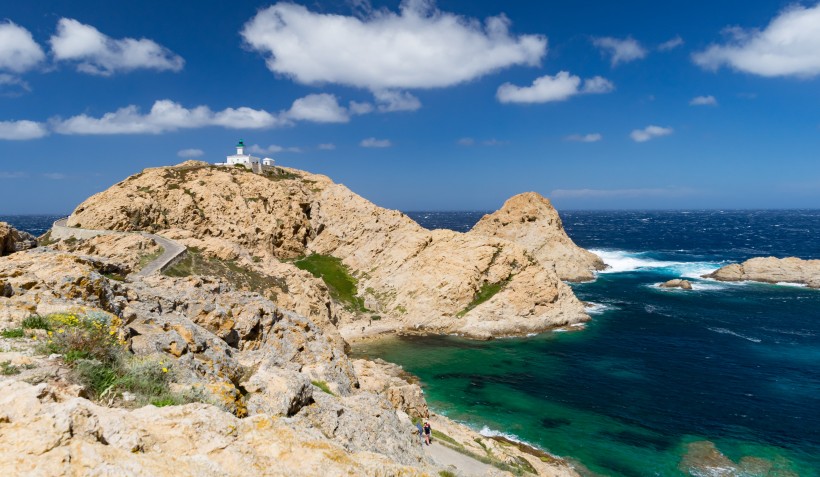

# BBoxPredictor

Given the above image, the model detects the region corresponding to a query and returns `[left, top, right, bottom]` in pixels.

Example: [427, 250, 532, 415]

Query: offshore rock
[660, 279, 693, 290]
[0, 222, 37, 256]
[705, 256, 820, 288]
[469, 192, 605, 282]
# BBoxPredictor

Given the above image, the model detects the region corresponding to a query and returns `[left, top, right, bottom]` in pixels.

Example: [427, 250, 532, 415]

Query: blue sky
[1, 0, 819, 213]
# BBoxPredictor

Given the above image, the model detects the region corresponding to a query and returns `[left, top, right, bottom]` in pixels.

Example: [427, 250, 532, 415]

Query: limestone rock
[243, 366, 313, 417]
[52, 233, 161, 273]
[353, 359, 429, 419]
[0, 222, 37, 256]
[469, 193, 605, 282]
[705, 256, 820, 288]
[660, 279, 693, 290]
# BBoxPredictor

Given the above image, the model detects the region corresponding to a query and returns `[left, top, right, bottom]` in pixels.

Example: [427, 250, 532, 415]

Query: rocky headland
[705, 257, 820, 288]
[0, 162, 596, 476]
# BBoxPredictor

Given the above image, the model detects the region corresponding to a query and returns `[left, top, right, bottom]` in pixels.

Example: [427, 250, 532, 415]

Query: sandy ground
[423, 441, 504, 477]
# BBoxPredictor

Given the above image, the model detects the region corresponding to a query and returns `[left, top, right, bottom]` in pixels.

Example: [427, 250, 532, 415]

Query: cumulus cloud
[317, 143, 336, 150]
[565, 133, 602, 143]
[551, 186, 695, 199]
[658, 36, 684, 51]
[497, 71, 614, 104]
[372, 90, 422, 112]
[693, 3, 820, 77]
[0, 21, 46, 73]
[241, 1, 546, 90]
[52, 99, 286, 135]
[50, 18, 184, 75]
[689, 95, 717, 106]
[630, 125, 673, 142]
[0, 120, 49, 140]
[360, 137, 391, 148]
[285, 93, 349, 123]
[177, 148, 204, 158]
[349, 101, 375, 115]
[593, 36, 647, 66]
[0, 73, 31, 95]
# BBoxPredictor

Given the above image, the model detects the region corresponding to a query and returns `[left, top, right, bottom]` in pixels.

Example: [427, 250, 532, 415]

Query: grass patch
[103, 272, 126, 282]
[294, 254, 367, 312]
[431, 430, 535, 476]
[22, 315, 51, 331]
[457, 280, 509, 318]
[38, 230, 58, 246]
[311, 380, 335, 396]
[1, 328, 24, 338]
[1, 361, 20, 375]
[439, 472, 457, 477]
[263, 168, 299, 181]
[163, 247, 287, 296]
[137, 247, 164, 271]
[432, 429, 460, 447]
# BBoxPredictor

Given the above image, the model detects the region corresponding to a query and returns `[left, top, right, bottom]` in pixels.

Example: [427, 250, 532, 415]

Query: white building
[215, 140, 274, 173]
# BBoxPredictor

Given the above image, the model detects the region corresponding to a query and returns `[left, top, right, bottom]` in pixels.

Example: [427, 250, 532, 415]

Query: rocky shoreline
[705, 256, 820, 288]
[0, 161, 599, 476]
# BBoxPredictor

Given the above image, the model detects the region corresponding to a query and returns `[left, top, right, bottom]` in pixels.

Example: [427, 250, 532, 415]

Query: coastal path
[50, 218, 186, 277]
[424, 441, 501, 476]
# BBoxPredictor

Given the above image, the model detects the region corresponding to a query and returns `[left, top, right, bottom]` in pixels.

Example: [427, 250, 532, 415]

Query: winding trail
[424, 441, 500, 476]
[51, 218, 186, 276]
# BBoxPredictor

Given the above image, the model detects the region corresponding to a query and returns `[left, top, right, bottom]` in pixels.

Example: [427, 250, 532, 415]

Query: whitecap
[590, 249, 722, 277]
[708, 327, 762, 343]
[774, 281, 808, 288]
[584, 302, 615, 315]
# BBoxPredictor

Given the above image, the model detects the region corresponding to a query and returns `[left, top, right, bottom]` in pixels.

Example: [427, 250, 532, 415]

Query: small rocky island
[660, 279, 693, 290]
[0, 161, 597, 476]
[705, 257, 820, 288]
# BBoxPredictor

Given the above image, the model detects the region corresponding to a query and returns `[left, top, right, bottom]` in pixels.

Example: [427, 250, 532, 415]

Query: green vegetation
[457, 279, 510, 318]
[103, 272, 126, 282]
[311, 380, 335, 396]
[1, 328, 24, 338]
[137, 247, 164, 271]
[294, 254, 367, 312]
[22, 315, 51, 330]
[439, 472, 456, 477]
[370, 315, 381, 321]
[263, 168, 299, 181]
[163, 247, 287, 296]
[432, 429, 460, 447]
[37, 230, 57, 246]
[1, 361, 20, 375]
[428, 428, 535, 476]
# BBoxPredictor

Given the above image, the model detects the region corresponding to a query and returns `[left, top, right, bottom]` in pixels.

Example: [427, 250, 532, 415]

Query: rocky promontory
[469, 193, 605, 282]
[705, 257, 820, 288]
[0, 222, 37, 256]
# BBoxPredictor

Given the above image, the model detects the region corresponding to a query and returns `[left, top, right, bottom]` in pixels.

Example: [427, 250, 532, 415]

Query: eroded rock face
[660, 279, 693, 290]
[469, 192, 605, 282]
[0, 380, 431, 477]
[706, 257, 820, 288]
[0, 222, 37, 256]
[67, 162, 591, 338]
[52, 234, 161, 273]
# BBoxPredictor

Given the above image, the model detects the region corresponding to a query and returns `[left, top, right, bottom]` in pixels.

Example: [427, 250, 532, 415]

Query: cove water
[354, 210, 820, 477]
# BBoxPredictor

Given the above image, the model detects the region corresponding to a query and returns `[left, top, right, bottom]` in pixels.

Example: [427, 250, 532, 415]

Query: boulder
[0, 222, 37, 256]
[660, 279, 693, 290]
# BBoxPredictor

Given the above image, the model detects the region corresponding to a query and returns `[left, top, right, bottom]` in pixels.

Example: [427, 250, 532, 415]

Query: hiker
[416, 422, 424, 444]
[423, 421, 431, 445]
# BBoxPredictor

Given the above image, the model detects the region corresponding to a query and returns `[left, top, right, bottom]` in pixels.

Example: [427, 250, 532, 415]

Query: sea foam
[591, 249, 722, 277]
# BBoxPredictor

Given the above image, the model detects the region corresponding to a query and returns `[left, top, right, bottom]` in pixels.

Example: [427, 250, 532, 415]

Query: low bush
[1, 361, 20, 375]
[1, 328, 24, 338]
[22, 315, 51, 330]
[294, 254, 367, 312]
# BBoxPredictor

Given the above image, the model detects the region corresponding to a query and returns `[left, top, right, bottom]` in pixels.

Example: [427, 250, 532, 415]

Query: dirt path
[424, 441, 503, 476]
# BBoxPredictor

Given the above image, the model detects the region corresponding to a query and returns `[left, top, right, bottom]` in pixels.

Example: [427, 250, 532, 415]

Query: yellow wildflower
[162, 367, 169, 373]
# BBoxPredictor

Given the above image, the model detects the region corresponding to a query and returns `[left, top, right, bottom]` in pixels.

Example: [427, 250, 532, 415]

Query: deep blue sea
[8, 212, 819, 476]
[355, 210, 820, 477]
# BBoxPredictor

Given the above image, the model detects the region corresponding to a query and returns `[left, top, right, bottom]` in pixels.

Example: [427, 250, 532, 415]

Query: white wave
[584, 302, 614, 315]
[590, 249, 721, 277]
[774, 281, 808, 288]
[570, 323, 586, 328]
[708, 327, 762, 343]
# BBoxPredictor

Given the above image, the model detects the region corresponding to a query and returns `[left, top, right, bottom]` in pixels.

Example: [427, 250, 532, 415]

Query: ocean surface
[355, 210, 820, 477]
[7, 212, 819, 476]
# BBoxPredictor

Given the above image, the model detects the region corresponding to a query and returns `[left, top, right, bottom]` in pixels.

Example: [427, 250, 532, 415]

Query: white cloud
[0, 73, 31, 95]
[241, 1, 546, 90]
[551, 186, 695, 199]
[360, 137, 391, 148]
[373, 90, 422, 112]
[497, 71, 614, 104]
[349, 101, 374, 115]
[0, 171, 28, 179]
[658, 36, 684, 51]
[0, 22, 46, 73]
[286, 93, 349, 123]
[566, 133, 602, 143]
[0, 120, 48, 140]
[593, 37, 647, 66]
[177, 148, 204, 158]
[630, 125, 673, 142]
[50, 18, 184, 75]
[52, 99, 286, 135]
[689, 95, 717, 106]
[247, 144, 302, 155]
[318, 143, 336, 150]
[693, 4, 820, 77]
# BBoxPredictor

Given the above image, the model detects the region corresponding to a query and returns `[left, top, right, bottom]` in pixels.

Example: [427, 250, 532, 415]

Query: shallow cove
[353, 210, 820, 477]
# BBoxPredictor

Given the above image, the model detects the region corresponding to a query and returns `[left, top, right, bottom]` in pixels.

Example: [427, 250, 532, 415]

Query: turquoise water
[354, 211, 820, 476]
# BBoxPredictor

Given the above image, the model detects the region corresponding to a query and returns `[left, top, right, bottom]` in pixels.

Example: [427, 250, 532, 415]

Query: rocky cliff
[67, 161, 590, 339]
[0, 222, 37, 256]
[705, 256, 820, 288]
[469, 193, 605, 282]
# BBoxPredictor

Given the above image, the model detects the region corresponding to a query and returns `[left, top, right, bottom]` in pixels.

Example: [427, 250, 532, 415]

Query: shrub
[1, 328, 24, 339]
[22, 315, 51, 330]
[1, 361, 20, 375]
[294, 254, 368, 312]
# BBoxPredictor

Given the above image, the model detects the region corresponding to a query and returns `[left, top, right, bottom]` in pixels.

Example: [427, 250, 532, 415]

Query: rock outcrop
[469, 193, 605, 282]
[0, 222, 37, 256]
[66, 162, 590, 339]
[705, 257, 820, 288]
[659, 279, 693, 290]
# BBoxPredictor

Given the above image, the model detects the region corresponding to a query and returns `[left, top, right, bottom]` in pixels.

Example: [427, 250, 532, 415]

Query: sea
[6, 211, 819, 476]
[355, 210, 820, 477]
